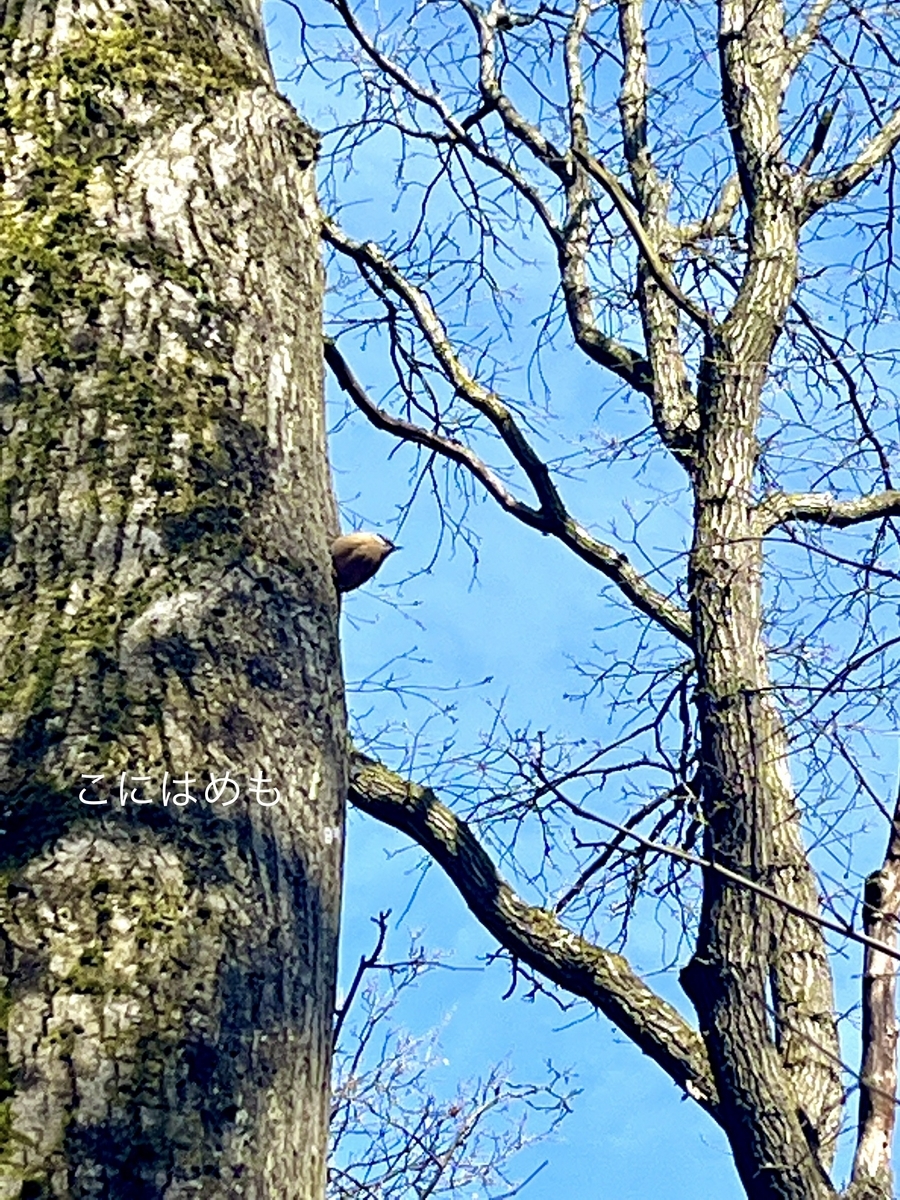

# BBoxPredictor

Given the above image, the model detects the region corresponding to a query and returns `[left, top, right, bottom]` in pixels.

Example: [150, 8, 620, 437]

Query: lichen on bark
[0, 2, 345, 1195]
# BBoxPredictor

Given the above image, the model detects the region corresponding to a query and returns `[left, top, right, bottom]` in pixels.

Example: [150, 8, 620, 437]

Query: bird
[331, 532, 398, 593]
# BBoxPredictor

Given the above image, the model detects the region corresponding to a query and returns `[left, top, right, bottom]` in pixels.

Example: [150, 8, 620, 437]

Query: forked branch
[322, 217, 650, 478]
[348, 751, 719, 1114]
[572, 148, 712, 332]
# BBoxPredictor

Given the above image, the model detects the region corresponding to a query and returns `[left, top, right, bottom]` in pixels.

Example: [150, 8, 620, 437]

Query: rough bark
[852, 802, 900, 1195]
[682, 275, 838, 1198]
[673, 7, 844, 1197]
[0, 2, 344, 1197]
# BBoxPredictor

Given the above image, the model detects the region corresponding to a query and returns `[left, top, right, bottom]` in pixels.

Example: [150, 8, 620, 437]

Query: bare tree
[0, 2, 344, 1195]
[278, 1, 900, 1197]
[329, 915, 575, 1200]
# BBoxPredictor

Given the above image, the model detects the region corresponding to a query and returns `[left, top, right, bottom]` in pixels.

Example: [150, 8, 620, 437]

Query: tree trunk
[682, 324, 839, 1200]
[0, 2, 344, 1197]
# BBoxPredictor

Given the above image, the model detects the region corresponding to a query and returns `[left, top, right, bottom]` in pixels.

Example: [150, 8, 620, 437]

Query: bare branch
[325, 338, 693, 644]
[348, 751, 720, 1114]
[536, 772, 900, 966]
[616, 0, 650, 178]
[321, 0, 562, 242]
[613, 0, 700, 456]
[450, 0, 660, 393]
[456, 0, 710, 419]
[790, 299, 894, 487]
[676, 175, 742, 244]
[324, 338, 546, 525]
[322, 226, 571, 520]
[718, 0, 791, 208]
[757, 490, 900, 534]
[332, 911, 390, 1049]
[799, 107, 838, 175]
[555, 0, 624, 396]
[573, 148, 712, 331]
[563, 0, 592, 162]
[561, 284, 656, 394]
[787, 0, 836, 75]
[804, 107, 900, 219]
[553, 784, 683, 915]
[459, 0, 572, 185]
[323, 210, 653, 407]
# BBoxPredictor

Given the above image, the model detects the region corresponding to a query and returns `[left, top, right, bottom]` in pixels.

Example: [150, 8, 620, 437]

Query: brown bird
[331, 532, 398, 593]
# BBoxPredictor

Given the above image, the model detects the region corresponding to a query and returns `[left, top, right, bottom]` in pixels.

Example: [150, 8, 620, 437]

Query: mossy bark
[0, 2, 344, 1196]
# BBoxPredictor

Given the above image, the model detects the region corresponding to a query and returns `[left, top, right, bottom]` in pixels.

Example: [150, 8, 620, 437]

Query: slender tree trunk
[0, 2, 344, 1196]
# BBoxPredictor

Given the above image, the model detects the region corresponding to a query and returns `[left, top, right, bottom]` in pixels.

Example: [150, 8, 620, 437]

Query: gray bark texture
[0, 2, 345, 1197]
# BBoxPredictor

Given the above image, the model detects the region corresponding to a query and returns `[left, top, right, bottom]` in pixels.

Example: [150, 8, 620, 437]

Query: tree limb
[799, 106, 838, 174]
[459, 0, 573, 186]
[550, 787, 900, 964]
[348, 751, 720, 1116]
[789, 299, 894, 487]
[324, 338, 693, 644]
[612, 0, 700, 458]
[455, 0, 697, 396]
[322, 0, 566, 245]
[573, 148, 712, 331]
[756, 490, 900, 534]
[324, 337, 547, 525]
[328, 0, 659, 395]
[803, 106, 900, 219]
[787, 0, 836, 76]
[676, 175, 742, 244]
[853, 787, 900, 1189]
[322, 215, 651, 461]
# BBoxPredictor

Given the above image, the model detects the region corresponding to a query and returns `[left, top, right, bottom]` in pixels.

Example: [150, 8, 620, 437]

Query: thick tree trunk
[0, 3, 344, 1197]
[676, 22, 845, 1176]
[683, 327, 839, 1200]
